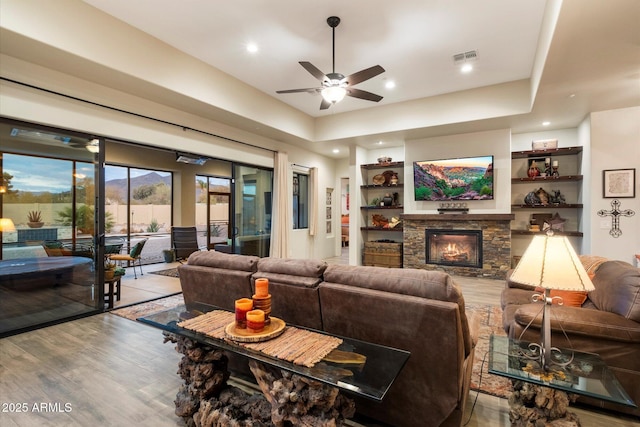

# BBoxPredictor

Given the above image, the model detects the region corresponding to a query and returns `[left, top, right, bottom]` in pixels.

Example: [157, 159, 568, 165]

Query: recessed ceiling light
[385, 80, 396, 89]
[246, 43, 258, 53]
[542, 121, 551, 126]
[460, 64, 473, 73]
[332, 149, 340, 154]
[568, 93, 576, 98]
[377, 141, 384, 145]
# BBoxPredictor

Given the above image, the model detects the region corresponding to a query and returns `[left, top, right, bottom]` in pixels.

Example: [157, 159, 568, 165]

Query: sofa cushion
[187, 250, 259, 272]
[256, 257, 327, 280]
[589, 260, 640, 322]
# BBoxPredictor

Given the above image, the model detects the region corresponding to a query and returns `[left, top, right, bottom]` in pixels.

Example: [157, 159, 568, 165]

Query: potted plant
[104, 260, 117, 280]
[27, 210, 44, 228]
[162, 249, 175, 263]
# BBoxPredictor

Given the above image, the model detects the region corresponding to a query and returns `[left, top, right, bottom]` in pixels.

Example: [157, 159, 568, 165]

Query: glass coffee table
[139, 302, 410, 425]
[489, 335, 636, 425]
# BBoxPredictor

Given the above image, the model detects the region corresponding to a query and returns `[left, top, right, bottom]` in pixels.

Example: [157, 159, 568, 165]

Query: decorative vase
[104, 269, 115, 280]
[527, 161, 540, 178]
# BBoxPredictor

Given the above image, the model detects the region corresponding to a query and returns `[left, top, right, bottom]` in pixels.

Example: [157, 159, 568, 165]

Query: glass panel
[489, 335, 636, 407]
[233, 165, 273, 257]
[196, 176, 231, 251]
[0, 119, 100, 337]
[293, 173, 309, 229]
[209, 193, 230, 249]
[107, 166, 172, 264]
[139, 302, 410, 401]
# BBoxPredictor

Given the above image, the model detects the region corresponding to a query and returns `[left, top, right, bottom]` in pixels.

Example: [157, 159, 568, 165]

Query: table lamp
[509, 231, 594, 371]
[0, 218, 16, 232]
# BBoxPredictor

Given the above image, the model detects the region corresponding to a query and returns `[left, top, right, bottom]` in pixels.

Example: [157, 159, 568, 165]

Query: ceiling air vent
[453, 50, 478, 64]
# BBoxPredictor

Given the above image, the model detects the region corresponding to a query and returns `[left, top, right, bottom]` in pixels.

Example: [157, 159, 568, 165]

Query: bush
[146, 218, 160, 232]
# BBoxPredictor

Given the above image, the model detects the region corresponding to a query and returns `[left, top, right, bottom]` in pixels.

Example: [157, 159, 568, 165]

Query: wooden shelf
[360, 184, 404, 189]
[360, 227, 403, 232]
[511, 147, 583, 159]
[511, 230, 584, 237]
[360, 161, 404, 170]
[511, 175, 583, 183]
[361, 206, 403, 210]
[512, 204, 583, 209]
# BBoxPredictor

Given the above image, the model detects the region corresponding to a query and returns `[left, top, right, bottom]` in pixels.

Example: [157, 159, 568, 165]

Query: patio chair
[109, 238, 147, 279]
[171, 226, 207, 263]
[104, 237, 124, 256]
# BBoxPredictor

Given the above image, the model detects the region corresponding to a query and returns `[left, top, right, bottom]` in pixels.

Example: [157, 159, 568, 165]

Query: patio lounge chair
[109, 238, 147, 279]
[171, 226, 207, 263]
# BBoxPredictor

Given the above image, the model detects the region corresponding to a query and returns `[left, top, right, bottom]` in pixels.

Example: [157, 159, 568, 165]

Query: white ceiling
[83, 0, 547, 118]
[1, 0, 638, 157]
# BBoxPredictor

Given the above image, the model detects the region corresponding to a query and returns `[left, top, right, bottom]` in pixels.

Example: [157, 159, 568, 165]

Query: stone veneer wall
[402, 214, 514, 280]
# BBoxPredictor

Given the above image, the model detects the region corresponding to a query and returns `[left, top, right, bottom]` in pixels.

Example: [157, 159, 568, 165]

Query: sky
[4, 154, 170, 193]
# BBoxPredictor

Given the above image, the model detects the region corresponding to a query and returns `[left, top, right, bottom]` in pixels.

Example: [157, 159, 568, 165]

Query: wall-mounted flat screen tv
[413, 155, 493, 201]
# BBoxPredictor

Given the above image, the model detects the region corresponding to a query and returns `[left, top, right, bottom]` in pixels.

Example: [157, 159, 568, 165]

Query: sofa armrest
[514, 304, 640, 343]
[466, 310, 481, 348]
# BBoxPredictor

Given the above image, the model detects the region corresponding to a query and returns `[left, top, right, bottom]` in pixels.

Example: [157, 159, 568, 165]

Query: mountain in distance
[106, 171, 171, 202]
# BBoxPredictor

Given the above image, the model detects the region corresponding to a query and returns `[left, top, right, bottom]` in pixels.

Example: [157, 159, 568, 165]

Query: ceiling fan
[276, 16, 385, 110]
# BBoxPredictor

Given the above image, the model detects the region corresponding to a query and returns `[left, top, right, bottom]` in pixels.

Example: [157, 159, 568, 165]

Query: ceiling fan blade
[276, 88, 321, 94]
[345, 65, 385, 86]
[320, 98, 332, 110]
[347, 88, 383, 102]
[299, 62, 327, 82]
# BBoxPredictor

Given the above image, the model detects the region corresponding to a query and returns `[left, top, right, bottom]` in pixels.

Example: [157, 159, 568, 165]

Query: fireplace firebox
[425, 229, 482, 268]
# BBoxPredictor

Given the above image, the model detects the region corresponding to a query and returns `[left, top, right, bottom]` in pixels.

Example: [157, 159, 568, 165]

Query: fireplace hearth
[426, 229, 482, 268]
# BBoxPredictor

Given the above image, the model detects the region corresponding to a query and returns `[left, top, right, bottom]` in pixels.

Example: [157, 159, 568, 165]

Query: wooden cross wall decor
[597, 199, 635, 238]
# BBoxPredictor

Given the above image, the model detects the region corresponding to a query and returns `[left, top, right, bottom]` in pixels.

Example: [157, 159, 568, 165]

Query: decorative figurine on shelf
[543, 213, 566, 232]
[549, 190, 566, 205]
[527, 160, 541, 178]
[382, 193, 393, 206]
[390, 172, 399, 186]
[372, 214, 389, 228]
[552, 160, 560, 178]
[524, 188, 550, 206]
[544, 158, 552, 177]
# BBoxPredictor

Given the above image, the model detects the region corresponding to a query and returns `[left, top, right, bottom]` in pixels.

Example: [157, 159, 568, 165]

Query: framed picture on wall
[603, 168, 636, 198]
[326, 188, 333, 205]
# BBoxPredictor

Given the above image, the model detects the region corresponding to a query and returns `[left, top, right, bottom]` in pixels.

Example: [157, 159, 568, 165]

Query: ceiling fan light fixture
[86, 138, 100, 153]
[321, 86, 347, 103]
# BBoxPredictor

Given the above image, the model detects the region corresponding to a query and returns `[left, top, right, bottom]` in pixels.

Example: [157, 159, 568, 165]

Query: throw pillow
[534, 287, 588, 307]
[589, 260, 640, 322]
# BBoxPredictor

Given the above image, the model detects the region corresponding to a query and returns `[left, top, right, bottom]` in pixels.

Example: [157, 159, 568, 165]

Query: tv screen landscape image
[413, 155, 493, 201]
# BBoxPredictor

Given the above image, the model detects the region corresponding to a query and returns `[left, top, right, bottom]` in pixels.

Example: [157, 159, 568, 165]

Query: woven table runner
[177, 310, 343, 368]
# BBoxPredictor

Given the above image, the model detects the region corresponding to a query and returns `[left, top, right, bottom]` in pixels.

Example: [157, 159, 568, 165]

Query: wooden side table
[104, 276, 122, 309]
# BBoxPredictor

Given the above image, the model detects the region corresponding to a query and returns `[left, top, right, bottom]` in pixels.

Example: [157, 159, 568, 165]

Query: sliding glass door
[233, 164, 273, 257]
[0, 118, 103, 337]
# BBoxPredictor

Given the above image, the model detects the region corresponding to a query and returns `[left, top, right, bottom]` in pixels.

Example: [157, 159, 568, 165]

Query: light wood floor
[1, 252, 638, 426]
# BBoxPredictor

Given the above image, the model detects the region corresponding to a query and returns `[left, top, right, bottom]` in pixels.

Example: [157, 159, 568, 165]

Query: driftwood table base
[508, 380, 580, 427]
[165, 333, 354, 427]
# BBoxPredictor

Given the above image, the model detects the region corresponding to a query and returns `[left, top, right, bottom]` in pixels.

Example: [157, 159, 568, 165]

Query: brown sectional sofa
[501, 257, 640, 415]
[178, 250, 478, 427]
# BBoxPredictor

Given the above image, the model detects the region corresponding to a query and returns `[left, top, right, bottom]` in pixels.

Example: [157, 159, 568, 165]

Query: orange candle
[234, 298, 253, 329]
[255, 278, 269, 298]
[246, 309, 265, 333]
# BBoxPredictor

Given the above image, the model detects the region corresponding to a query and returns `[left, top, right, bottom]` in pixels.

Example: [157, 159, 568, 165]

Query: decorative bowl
[377, 156, 392, 164]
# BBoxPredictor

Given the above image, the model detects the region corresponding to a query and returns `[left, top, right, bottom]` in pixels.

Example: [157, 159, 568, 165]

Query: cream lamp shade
[0, 218, 16, 232]
[509, 234, 594, 292]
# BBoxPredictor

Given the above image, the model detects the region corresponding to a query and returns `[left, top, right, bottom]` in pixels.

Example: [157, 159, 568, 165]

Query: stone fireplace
[401, 213, 514, 279]
[426, 229, 482, 268]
